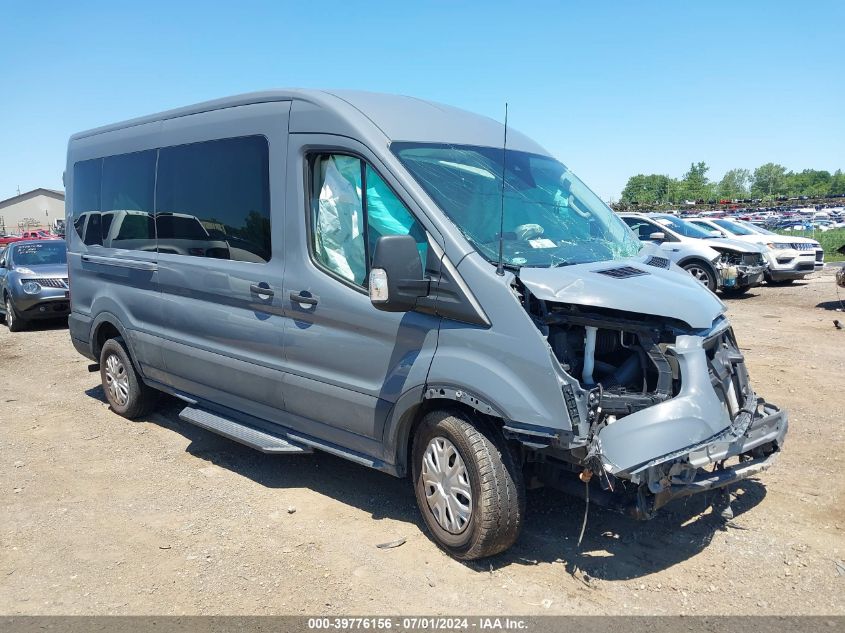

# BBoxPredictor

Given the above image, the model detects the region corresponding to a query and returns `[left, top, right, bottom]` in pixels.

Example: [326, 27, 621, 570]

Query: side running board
[179, 406, 313, 454]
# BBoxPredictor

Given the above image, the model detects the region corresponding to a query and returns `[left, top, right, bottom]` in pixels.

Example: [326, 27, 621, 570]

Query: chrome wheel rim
[5, 298, 13, 328]
[421, 437, 472, 534]
[104, 353, 130, 406]
[686, 265, 711, 287]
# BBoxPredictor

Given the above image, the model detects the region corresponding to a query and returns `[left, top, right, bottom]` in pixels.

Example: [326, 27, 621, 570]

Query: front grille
[596, 266, 649, 279]
[797, 261, 815, 271]
[792, 243, 814, 251]
[27, 278, 68, 289]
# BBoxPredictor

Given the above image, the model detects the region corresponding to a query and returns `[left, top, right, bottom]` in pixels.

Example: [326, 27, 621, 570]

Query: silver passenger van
[66, 91, 787, 559]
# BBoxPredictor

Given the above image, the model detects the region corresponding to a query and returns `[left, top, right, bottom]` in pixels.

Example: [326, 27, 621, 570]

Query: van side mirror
[649, 231, 666, 241]
[710, 230, 724, 238]
[369, 235, 429, 312]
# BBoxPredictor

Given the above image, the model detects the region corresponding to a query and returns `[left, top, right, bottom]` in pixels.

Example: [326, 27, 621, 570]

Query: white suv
[688, 217, 823, 284]
[619, 213, 768, 294]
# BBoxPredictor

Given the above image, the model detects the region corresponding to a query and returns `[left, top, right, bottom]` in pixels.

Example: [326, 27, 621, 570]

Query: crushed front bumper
[536, 402, 787, 520]
[584, 328, 786, 518]
[645, 402, 787, 515]
[719, 263, 767, 289]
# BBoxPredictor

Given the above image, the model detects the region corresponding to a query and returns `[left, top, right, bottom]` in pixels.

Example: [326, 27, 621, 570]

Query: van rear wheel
[99, 337, 157, 419]
[411, 410, 525, 560]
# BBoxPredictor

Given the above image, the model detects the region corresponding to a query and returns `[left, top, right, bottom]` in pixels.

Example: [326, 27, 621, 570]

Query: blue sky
[1, 1, 843, 201]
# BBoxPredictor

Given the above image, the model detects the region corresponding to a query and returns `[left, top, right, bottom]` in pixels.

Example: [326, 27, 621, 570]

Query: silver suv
[0, 240, 69, 331]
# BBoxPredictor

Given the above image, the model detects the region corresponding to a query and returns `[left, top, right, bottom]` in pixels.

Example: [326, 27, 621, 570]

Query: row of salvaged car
[618, 212, 825, 294]
[0, 229, 62, 246]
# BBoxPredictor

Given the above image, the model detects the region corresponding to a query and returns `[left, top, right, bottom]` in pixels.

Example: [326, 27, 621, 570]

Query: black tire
[4, 294, 26, 332]
[99, 336, 157, 419]
[720, 285, 752, 296]
[411, 409, 525, 560]
[681, 259, 718, 292]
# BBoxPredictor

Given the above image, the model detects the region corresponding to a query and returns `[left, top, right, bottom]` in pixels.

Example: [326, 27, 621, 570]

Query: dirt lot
[1, 269, 843, 616]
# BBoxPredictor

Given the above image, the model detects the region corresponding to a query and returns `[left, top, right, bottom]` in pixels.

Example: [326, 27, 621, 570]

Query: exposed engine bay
[508, 274, 788, 519]
[518, 279, 714, 426]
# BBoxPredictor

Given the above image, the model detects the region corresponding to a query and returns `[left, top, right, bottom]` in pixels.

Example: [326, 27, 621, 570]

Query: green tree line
[620, 163, 845, 205]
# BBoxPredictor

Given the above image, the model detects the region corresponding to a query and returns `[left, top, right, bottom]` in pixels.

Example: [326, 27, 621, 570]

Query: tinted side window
[72, 159, 102, 244]
[101, 150, 157, 250]
[155, 136, 271, 262]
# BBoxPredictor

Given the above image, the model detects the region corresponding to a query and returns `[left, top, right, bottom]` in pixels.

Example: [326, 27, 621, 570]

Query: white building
[0, 188, 65, 235]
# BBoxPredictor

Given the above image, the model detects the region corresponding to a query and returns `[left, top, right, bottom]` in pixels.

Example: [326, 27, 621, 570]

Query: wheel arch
[677, 256, 718, 285]
[383, 385, 509, 478]
[677, 255, 717, 273]
[90, 313, 144, 375]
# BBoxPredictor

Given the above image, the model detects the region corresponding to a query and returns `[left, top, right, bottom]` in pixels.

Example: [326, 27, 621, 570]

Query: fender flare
[677, 255, 717, 276]
[89, 312, 145, 376]
[381, 383, 509, 477]
[676, 256, 719, 284]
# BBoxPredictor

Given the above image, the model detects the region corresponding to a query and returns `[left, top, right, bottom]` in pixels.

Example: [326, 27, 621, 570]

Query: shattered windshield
[391, 143, 641, 267]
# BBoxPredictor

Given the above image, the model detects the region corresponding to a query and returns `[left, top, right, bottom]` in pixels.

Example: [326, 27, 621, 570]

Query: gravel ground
[1, 269, 843, 615]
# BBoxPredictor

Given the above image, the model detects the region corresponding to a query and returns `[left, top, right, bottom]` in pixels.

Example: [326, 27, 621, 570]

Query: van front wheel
[411, 410, 525, 560]
[99, 337, 157, 419]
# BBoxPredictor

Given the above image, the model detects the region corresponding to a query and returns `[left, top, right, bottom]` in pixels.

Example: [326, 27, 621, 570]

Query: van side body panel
[152, 102, 290, 413]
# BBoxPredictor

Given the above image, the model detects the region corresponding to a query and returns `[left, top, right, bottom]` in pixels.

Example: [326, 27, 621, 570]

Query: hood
[779, 235, 820, 246]
[15, 263, 68, 277]
[703, 237, 765, 254]
[733, 233, 819, 247]
[518, 256, 725, 330]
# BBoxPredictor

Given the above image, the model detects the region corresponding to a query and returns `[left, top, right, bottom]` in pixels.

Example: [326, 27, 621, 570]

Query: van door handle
[250, 283, 274, 298]
[289, 291, 318, 306]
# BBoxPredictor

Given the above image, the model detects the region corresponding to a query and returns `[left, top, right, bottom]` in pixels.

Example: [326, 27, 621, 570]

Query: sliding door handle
[250, 283, 274, 298]
[289, 291, 318, 306]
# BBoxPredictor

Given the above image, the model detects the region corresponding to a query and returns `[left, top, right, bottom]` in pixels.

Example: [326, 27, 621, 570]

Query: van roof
[69, 89, 549, 156]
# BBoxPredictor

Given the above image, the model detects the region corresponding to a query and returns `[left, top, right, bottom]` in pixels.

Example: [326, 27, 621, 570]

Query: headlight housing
[766, 242, 793, 250]
[22, 281, 42, 295]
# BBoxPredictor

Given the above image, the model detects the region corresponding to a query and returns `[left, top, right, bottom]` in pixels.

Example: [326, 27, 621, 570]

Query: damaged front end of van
[507, 262, 788, 519]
